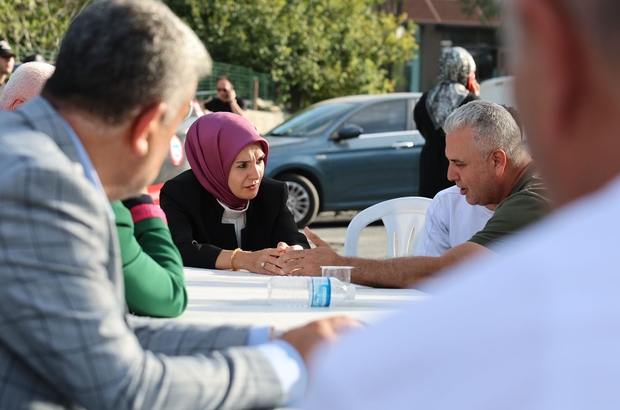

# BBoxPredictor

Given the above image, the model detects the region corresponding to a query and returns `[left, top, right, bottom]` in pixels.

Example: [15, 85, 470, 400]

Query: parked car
[147, 100, 203, 204]
[263, 93, 424, 227]
[479, 76, 516, 107]
[478, 76, 530, 153]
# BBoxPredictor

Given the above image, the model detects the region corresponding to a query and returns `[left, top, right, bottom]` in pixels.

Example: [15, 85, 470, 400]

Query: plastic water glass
[321, 266, 353, 284]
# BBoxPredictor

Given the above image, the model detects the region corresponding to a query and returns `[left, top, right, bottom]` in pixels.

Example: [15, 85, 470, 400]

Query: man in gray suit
[0, 1, 356, 409]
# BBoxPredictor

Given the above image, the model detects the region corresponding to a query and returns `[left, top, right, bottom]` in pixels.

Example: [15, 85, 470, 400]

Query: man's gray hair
[43, 0, 211, 124]
[443, 100, 524, 162]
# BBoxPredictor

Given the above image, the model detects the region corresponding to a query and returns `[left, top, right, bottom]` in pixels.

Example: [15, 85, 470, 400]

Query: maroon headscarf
[185, 112, 269, 209]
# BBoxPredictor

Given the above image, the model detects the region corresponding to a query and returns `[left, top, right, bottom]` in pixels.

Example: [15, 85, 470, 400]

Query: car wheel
[280, 173, 320, 228]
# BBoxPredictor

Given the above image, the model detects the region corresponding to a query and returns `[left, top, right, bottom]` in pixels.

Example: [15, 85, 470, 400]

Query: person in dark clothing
[161, 112, 309, 274]
[203, 75, 246, 117]
[23, 54, 46, 63]
[0, 40, 15, 96]
[414, 47, 479, 198]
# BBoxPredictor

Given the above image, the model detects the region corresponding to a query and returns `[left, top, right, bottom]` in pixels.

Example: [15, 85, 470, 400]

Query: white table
[179, 267, 429, 330]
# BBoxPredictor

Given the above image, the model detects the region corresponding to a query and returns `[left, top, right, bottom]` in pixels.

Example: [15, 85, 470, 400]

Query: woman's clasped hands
[230, 242, 304, 275]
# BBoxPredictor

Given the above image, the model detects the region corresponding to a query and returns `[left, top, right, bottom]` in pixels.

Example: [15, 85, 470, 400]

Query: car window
[266, 103, 354, 137]
[346, 100, 408, 134]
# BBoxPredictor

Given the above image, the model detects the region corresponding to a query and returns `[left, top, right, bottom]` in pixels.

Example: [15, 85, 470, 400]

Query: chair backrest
[344, 196, 432, 258]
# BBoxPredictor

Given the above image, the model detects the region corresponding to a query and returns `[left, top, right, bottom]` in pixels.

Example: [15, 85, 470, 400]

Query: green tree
[166, 0, 416, 110]
[0, 0, 91, 60]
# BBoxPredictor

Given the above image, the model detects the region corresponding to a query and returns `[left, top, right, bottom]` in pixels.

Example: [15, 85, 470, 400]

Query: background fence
[11, 50, 276, 106]
[11, 46, 58, 63]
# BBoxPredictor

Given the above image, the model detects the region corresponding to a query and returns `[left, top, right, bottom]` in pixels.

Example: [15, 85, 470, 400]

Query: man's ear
[130, 102, 167, 157]
[10, 98, 25, 111]
[490, 149, 507, 176]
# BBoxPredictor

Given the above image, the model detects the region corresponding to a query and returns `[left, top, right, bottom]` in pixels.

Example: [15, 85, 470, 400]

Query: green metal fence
[197, 61, 276, 104]
[11, 48, 276, 105]
[11, 46, 58, 64]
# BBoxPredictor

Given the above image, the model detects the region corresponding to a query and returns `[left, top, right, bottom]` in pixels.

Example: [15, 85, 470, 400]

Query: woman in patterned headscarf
[414, 47, 479, 198]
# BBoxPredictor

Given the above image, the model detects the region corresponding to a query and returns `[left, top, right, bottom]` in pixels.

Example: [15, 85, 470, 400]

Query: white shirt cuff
[246, 326, 271, 346]
[256, 339, 307, 407]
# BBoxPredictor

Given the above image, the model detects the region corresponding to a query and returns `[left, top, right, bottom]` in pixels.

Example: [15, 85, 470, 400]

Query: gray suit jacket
[0, 97, 283, 409]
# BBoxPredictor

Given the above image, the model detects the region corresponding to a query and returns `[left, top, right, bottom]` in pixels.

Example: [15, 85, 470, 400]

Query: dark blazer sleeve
[160, 176, 224, 269]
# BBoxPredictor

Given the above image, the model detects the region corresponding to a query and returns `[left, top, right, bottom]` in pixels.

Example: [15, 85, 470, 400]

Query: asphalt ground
[306, 211, 388, 260]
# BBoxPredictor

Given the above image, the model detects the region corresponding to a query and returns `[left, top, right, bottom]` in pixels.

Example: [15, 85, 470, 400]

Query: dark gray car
[264, 93, 424, 227]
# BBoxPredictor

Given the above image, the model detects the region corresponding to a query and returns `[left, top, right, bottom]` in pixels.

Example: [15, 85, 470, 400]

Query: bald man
[0, 61, 54, 110]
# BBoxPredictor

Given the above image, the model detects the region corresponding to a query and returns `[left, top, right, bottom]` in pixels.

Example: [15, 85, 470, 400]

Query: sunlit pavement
[307, 211, 388, 259]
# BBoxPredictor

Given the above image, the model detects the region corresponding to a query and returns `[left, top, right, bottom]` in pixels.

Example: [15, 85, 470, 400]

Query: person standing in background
[204, 75, 247, 117]
[0, 41, 15, 96]
[414, 46, 479, 198]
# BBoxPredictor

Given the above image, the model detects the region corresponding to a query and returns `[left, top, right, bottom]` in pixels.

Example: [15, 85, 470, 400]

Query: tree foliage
[0, 0, 91, 59]
[0, 0, 416, 110]
[165, 0, 417, 110]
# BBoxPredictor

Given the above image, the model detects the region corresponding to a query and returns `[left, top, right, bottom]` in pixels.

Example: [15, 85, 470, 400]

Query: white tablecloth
[180, 267, 429, 330]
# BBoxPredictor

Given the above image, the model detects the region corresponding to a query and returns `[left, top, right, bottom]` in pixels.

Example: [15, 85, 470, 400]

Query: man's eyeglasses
[217, 88, 230, 92]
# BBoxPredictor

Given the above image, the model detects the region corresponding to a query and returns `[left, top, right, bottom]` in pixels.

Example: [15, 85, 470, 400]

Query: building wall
[419, 24, 444, 92]
[245, 110, 289, 135]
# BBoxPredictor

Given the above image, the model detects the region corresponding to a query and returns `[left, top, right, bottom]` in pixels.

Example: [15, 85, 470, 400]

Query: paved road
[306, 211, 388, 260]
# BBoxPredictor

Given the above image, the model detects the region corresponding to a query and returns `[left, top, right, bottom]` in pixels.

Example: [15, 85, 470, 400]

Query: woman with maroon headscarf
[160, 112, 309, 274]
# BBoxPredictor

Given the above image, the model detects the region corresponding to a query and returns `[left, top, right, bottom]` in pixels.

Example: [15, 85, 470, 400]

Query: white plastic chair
[344, 196, 432, 258]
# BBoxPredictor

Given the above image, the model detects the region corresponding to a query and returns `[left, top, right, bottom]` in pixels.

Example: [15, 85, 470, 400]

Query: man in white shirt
[304, 0, 620, 408]
[419, 105, 525, 257]
[280, 101, 551, 288]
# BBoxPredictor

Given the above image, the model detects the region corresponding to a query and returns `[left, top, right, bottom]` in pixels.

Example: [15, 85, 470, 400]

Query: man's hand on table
[280, 316, 361, 365]
[277, 227, 346, 276]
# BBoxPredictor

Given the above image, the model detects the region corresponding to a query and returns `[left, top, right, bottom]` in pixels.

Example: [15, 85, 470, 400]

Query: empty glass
[321, 266, 353, 284]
